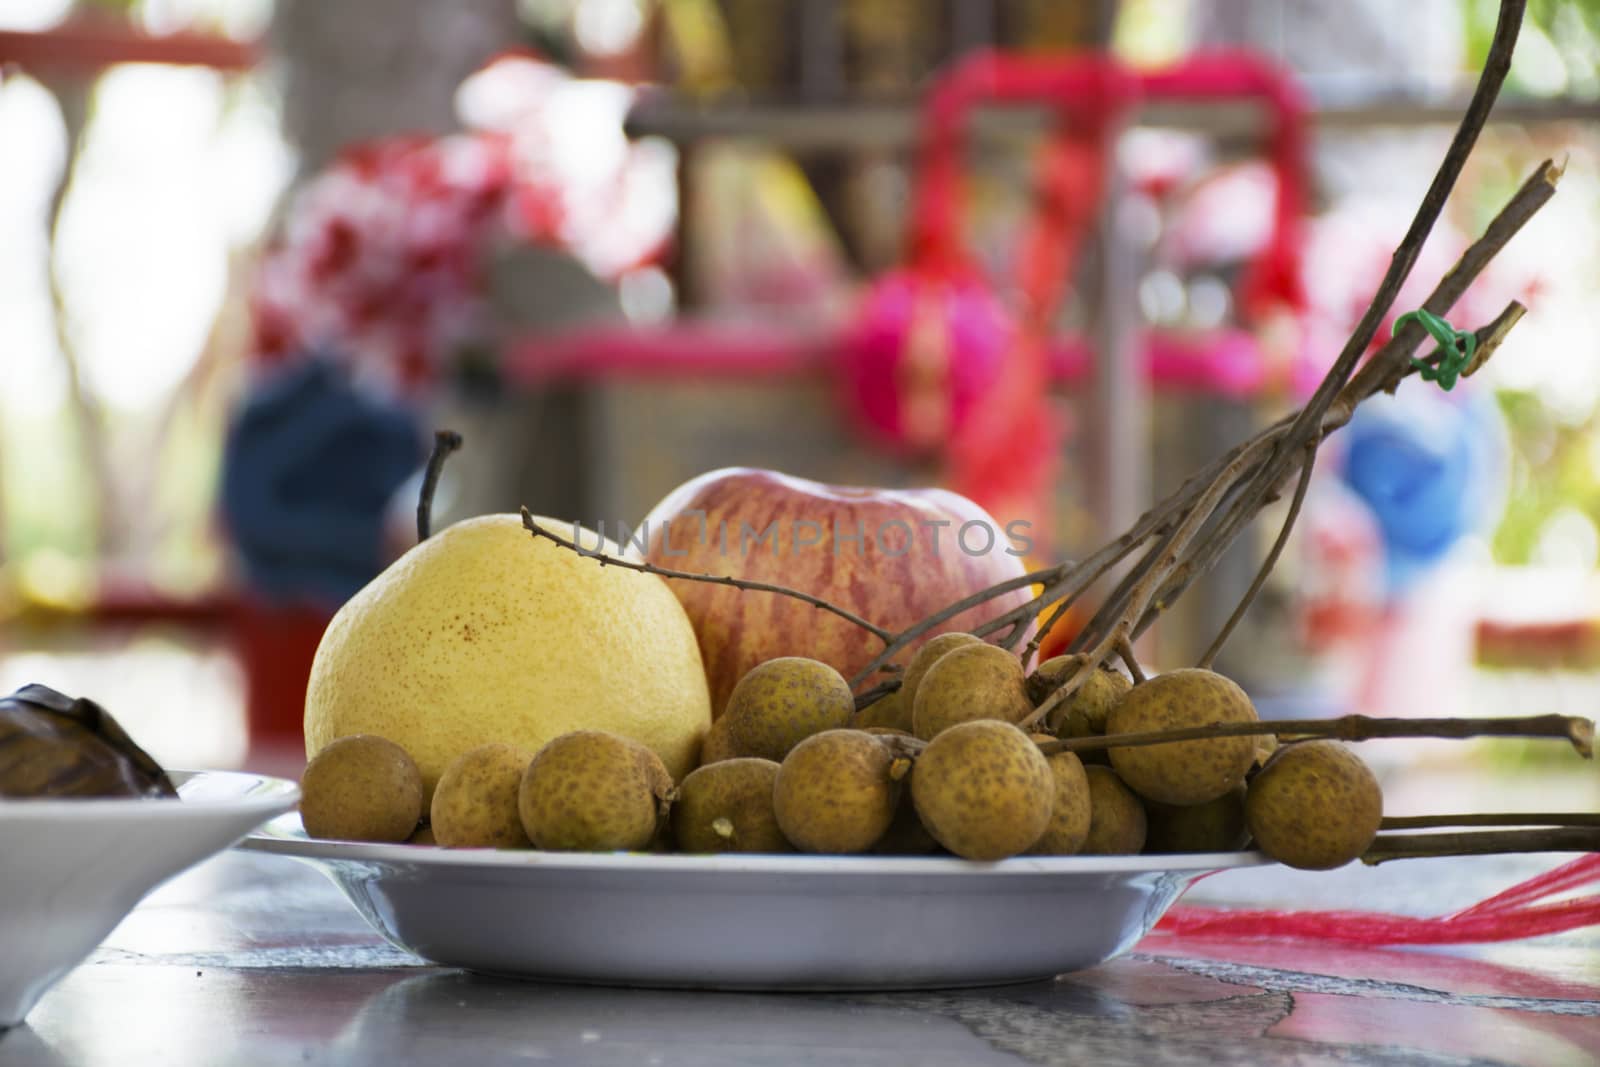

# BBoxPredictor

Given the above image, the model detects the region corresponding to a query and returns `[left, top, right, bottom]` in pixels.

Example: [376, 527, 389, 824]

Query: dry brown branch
[1363, 827, 1600, 865]
[842, 562, 1075, 689]
[520, 508, 894, 643]
[1032, 713, 1594, 760]
[1125, 298, 1532, 647]
[1197, 443, 1316, 670]
[1381, 813, 1600, 830]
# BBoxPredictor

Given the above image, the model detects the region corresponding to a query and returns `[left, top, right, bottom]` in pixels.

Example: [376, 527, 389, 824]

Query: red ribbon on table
[1157, 854, 1600, 944]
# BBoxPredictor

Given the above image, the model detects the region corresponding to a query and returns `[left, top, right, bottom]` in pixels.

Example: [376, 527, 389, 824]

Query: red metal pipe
[0, 21, 259, 74]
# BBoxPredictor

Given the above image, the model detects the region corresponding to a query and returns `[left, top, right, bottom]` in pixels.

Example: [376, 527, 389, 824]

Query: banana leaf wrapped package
[0, 684, 176, 799]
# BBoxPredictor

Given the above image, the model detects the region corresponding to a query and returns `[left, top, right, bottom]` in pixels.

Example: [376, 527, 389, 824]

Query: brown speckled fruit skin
[1035, 656, 1131, 733]
[671, 757, 790, 853]
[698, 715, 738, 766]
[1245, 741, 1382, 870]
[300, 734, 423, 843]
[911, 720, 1053, 860]
[430, 743, 534, 849]
[1082, 766, 1147, 855]
[912, 644, 1032, 741]
[900, 633, 982, 714]
[1145, 785, 1250, 853]
[1029, 749, 1092, 855]
[519, 731, 671, 852]
[773, 730, 897, 853]
[1105, 669, 1258, 805]
[854, 687, 914, 733]
[722, 658, 855, 762]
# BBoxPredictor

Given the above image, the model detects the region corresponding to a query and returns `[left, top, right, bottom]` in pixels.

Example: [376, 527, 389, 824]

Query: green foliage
[1491, 389, 1600, 564]
[1465, 0, 1600, 93]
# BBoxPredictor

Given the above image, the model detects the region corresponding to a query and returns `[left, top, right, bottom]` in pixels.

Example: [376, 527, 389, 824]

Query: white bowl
[0, 770, 299, 1027]
[241, 815, 1270, 990]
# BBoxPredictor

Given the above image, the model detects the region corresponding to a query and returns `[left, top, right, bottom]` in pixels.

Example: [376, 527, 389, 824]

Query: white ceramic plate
[240, 814, 1271, 990]
[0, 770, 300, 1028]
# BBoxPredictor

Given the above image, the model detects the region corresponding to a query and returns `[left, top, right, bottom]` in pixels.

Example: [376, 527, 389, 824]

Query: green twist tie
[1395, 308, 1475, 391]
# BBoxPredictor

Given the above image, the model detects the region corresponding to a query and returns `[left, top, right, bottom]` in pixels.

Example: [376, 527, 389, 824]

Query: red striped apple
[636, 468, 1037, 717]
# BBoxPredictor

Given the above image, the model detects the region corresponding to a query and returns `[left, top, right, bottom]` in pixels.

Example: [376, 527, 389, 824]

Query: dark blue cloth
[222, 359, 423, 606]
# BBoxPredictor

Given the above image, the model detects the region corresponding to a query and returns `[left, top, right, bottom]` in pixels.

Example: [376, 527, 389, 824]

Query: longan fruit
[1145, 785, 1250, 853]
[911, 720, 1053, 860]
[431, 743, 534, 849]
[912, 643, 1033, 740]
[699, 715, 738, 766]
[671, 757, 789, 853]
[300, 734, 424, 843]
[721, 658, 855, 762]
[1105, 669, 1259, 806]
[1081, 766, 1147, 855]
[854, 686, 913, 733]
[1028, 736, 1092, 856]
[1032, 655, 1131, 734]
[519, 731, 672, 852]
[1245, 741, 1382, 870]
[772, 730, 897, 854]
[900, 632, 982, 712]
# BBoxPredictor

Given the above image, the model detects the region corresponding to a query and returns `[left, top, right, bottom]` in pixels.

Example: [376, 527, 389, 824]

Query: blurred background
[1, 0, 1597, 810]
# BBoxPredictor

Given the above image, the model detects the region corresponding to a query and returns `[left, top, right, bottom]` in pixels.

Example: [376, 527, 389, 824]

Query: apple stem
[520, 509, 896, 643]
[417, 430, 463, 543]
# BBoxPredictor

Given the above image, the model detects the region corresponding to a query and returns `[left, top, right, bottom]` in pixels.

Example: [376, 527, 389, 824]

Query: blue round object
[1339, 377, 1505, 595]
[222, 357, 424, 606]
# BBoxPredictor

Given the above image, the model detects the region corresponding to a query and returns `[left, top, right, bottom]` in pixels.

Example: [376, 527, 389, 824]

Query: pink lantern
[838, 265, 1013, 454]
[838, 52, 1136, 538]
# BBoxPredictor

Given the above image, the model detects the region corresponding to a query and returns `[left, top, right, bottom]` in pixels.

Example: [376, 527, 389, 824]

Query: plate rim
[0, 769, 300, 821]
[238, 811, 1273, 877]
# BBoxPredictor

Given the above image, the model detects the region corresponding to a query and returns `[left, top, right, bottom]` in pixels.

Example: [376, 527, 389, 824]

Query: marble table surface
[4, 848, 1598, 1067]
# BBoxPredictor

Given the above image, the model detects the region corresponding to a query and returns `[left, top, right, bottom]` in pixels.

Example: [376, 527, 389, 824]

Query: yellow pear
[305, 515, 710, 801]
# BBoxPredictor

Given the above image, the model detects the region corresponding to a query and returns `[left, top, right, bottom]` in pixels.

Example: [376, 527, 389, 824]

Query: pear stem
[417, 430, 463, 542]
